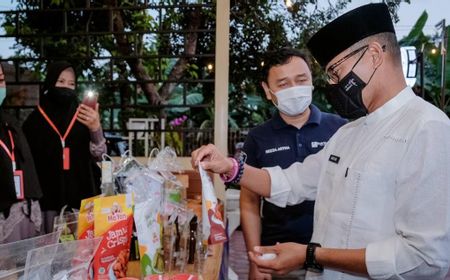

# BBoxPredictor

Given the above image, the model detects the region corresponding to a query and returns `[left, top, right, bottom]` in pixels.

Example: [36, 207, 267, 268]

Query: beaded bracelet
[220, 157, 239, 183]
[229, 154, 245, 185]
[227, 151, 247, 186]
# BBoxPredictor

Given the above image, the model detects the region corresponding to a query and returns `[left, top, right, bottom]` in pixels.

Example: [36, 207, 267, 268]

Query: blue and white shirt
[243, 104, 346, 245]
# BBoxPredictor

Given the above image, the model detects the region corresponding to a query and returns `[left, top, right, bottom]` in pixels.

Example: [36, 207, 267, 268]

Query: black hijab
[42, 61, 76, 93]
[40, 61, 80, 133]
[22, 61, 100, 212]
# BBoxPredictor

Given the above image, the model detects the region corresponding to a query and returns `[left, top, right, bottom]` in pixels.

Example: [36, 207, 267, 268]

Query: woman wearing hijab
[23, 61, 106, 233]
[0, 63, 43, 243]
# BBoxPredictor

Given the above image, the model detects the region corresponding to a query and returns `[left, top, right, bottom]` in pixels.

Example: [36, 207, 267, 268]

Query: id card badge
[63, 147, 70, 170]
[14, 170, 24, 200]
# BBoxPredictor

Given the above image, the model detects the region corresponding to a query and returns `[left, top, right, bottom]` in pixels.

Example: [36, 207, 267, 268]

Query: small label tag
[63, 147, 70, 170]
[329, 154, 340, 164]
[14, 170, 24, 200]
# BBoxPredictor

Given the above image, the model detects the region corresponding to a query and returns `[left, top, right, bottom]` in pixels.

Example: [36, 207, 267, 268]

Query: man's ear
[261, 81, 272, 101]
[368, 42, 384, 69]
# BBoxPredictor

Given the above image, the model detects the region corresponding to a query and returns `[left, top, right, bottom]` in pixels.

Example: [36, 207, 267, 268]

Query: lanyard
[0, 130, 16, 171]
[38, 105, 79, 148]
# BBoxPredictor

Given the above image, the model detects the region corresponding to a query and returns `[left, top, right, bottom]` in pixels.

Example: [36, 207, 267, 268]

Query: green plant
[399, 11, 450, 116]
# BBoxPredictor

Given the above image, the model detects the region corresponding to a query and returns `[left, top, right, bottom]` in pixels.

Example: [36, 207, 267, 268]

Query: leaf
[167, 93, 204, 113]
[399, 10, 428, 46]
[168, 92, 204, 105]
[245, 95, 264, 105]
[228, 115, 239, 129]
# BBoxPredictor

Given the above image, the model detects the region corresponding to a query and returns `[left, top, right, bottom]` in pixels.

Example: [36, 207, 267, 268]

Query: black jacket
[22, 96, 101, 211]
[23, 61, 101, 212]
[0, 110, 42, 213]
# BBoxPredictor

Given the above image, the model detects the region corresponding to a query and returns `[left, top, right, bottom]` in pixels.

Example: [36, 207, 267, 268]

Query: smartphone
[82, 90, 98, 109]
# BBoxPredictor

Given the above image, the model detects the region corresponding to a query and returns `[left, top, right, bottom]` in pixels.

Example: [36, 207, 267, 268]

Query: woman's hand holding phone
[82, 90, 98, 109]
[77, 103, 101, 132]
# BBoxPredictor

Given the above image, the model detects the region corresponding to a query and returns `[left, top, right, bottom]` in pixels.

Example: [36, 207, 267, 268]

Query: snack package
[93, 194, 134, 280]
[54, 211, 79, 242]
[78, 195, 99, 240]
[115, 152, 143, 194]
[134, 201, 164, 276]
[147, 147, 183, 173]
[124, 167, 165, 277]
[198, 165, 227, 245]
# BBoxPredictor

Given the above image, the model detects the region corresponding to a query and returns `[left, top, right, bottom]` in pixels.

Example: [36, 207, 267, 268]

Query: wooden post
[213, 0, 230, 201]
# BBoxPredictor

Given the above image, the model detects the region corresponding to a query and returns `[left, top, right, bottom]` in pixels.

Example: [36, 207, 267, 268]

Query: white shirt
[265, 87, 450, 279]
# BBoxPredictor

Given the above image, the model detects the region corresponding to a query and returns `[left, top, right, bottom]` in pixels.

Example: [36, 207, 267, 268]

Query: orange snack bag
[93, 194, 134, 280]
[77, 195, 99, 240]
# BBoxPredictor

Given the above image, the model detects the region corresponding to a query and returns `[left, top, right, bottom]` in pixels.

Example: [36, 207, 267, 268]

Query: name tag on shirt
[14, 170, 24, 200]
[329, 154, 340, 164]
[265, 146, 291, 154]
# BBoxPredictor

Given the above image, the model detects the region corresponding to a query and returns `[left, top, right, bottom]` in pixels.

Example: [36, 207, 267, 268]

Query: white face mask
[0, 87, 6, 105]
[271, 85, 313, 116]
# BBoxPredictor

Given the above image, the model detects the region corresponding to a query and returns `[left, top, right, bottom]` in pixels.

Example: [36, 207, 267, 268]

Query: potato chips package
[93, 194, 134, 280]
[198, 165, 227, 244]
[78, 195, 99, 240]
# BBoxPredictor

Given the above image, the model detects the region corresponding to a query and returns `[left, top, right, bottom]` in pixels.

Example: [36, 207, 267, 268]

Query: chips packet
[78, 195, 100, 240]
[93, 194, 134, 280]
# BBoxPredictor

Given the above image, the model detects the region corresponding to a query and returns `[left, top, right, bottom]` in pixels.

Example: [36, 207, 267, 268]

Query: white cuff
[365, 237, 397, 279]
[262, 166, 292, 208]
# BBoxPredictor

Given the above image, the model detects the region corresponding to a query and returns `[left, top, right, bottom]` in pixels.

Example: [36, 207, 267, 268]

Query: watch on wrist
[304, 242, 324, 273]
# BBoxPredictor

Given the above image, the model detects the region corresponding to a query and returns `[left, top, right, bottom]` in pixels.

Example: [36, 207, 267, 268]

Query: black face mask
[326, 49, 378, 120]
[45, 87, 78, 106]
[326, 72, 368, 119]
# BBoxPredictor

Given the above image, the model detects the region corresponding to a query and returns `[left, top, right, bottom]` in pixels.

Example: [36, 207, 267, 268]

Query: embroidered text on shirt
[311, 141, 327, 148]
[383, 135, 407, 143]
[265, 146, 291, 154]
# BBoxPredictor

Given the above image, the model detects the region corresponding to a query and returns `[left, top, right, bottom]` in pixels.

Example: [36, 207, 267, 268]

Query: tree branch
[109, 5, 162, 104]
[159, 7, 202, 101]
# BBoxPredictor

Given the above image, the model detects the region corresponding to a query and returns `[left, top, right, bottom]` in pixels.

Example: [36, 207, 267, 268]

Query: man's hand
[249, 262, 272, 280]
[191, 144, 234, 174]
[77, 103, 101, 132]
[248, 243, 306, 276]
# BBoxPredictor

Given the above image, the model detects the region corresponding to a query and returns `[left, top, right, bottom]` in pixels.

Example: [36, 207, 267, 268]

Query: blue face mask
[0, 87, 6, 105]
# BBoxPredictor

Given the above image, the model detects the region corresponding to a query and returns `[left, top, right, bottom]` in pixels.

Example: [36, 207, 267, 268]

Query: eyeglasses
[326, 45, 369, 83]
